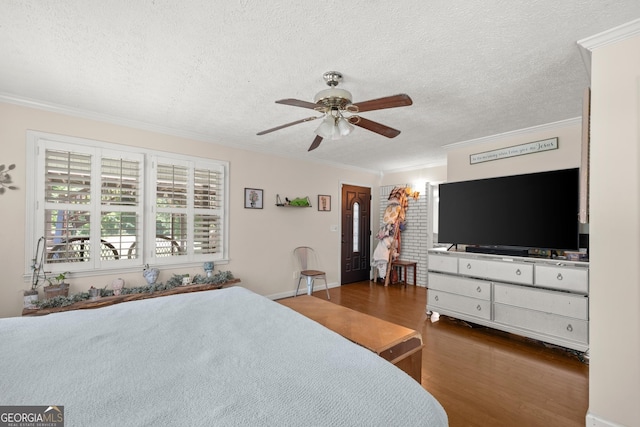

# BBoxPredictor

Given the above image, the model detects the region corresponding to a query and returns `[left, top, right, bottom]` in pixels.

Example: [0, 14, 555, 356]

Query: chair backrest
[293, 246, 319, 271]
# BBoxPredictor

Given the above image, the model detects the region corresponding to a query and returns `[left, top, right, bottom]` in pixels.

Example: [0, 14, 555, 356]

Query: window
[26, 131, 229, 276]
[353, 202, 360, 252]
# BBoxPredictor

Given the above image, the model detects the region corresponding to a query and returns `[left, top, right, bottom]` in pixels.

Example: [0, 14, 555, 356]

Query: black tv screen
[438, 168, 579, 250]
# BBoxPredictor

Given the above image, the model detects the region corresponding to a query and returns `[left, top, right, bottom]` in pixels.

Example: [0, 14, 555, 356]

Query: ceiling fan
[256, 71, 413, 151]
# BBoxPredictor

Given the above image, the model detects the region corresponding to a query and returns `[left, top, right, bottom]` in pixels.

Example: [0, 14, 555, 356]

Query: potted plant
[43, 272, 71, 300]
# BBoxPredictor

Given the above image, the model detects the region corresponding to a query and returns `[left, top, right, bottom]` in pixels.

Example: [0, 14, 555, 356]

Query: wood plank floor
[312, 281, 589, 427]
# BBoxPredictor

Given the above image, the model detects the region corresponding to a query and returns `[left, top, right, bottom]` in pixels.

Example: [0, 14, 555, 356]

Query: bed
[0, 286, 447, 426]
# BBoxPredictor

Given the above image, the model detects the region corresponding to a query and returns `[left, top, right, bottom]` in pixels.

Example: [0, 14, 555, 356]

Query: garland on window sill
[34, 271, 234, 309]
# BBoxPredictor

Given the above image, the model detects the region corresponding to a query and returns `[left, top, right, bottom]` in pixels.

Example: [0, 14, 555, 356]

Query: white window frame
[24, 131, 230, 278]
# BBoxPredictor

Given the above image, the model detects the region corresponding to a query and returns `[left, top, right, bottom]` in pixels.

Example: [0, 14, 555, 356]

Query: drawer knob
[476, 286, 482, 293]
[557, 273, 563, 281]
[434, 295, 439, 301]
[566, 324, 573, 332]
[476, 305, 482, 311]
[516, 269, 521, 276]
[466, 263, 471, 269]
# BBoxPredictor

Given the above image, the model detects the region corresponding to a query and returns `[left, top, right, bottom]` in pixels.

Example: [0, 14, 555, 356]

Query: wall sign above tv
[470, 137, 558, 164]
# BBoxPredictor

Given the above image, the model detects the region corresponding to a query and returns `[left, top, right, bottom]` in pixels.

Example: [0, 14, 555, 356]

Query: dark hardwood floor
[314, 281, 589, 427]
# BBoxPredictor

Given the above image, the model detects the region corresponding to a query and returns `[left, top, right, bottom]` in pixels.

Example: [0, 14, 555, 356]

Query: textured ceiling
[1, 1, 639, 172]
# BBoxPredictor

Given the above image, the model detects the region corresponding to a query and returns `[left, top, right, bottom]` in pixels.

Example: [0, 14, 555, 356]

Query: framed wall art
[318, 195, 331, 211]
[245, 188, 263, 209]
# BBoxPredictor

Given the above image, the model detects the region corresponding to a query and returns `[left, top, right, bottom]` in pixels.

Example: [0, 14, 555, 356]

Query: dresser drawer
[458, 258, 533, 285]
[428, 254, 458, 274]
[428, 290, 491, 320]
[494, 303, 588, 345]
[535, 264, 588, 294]
[494, 283, 588, 320]
[428, 273, 491, 301]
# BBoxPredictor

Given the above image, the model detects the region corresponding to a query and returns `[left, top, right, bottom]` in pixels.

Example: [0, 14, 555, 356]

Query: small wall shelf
[276, 194, 312, 207]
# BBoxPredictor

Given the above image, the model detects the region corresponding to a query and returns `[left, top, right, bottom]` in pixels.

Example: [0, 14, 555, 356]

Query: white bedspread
[0, 286, 447, 426]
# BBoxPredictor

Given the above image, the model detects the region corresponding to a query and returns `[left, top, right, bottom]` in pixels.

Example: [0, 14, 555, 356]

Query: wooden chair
[293, 246, 330, 299]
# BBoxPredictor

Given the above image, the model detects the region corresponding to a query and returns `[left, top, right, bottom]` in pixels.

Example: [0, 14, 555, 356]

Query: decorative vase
[203, 261, 214, 278]
[23, 289, 38, 309]
[43, 283, 70, 300]
[112, 278, 124, 295]
[143, 267, 159, 285]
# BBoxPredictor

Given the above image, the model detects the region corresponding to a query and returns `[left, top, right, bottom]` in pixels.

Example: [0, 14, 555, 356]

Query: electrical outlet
[292, 271, 297, 279]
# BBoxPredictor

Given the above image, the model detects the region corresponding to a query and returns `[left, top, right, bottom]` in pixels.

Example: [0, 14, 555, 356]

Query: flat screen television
[438, 168, 580, 251]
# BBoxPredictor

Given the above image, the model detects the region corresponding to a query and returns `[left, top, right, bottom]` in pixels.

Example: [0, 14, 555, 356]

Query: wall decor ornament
[470, 137, 558, 164]
[245, 188, 263, 209]
[0, 163, 18, 194]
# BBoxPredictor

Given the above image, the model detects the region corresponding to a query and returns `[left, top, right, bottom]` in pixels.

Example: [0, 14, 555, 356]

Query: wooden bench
[279, 295, 423, 383]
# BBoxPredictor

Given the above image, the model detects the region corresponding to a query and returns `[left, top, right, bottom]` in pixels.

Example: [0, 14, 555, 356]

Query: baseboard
[586, 412, 625, 427]
[267, 281, 424, 301]
[267, 282, 340, 301]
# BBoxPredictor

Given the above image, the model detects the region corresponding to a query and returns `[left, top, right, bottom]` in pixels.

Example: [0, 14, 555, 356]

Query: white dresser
[427, 249, 589, 352]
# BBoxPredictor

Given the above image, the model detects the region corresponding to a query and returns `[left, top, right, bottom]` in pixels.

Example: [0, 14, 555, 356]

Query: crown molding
[0, 92, 381, 175]
[577, 18, 640, 78]
[578, 18, 640, 51]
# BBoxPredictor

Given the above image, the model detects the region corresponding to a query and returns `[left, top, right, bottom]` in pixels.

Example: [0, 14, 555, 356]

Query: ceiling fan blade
[350, 116, 401, 138]
[350, 94, 413, 113]
[257, 116, 322, 135]
[275, 98, 319, 110]
[308, 135, 323, 151]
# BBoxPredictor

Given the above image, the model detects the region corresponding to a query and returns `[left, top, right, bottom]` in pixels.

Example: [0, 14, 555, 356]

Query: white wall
[0, 102, 380, 318]
[587, 32, 640, 427]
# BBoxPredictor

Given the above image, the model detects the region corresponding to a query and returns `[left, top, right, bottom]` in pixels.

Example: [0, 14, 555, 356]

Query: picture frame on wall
[245, 188, 263, 209]
[318, 195, 331, 211]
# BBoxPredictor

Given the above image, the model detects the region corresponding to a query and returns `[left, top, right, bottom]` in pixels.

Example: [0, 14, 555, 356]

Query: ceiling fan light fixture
[337, 116, 354, 136]
[314, 116, 335, 139]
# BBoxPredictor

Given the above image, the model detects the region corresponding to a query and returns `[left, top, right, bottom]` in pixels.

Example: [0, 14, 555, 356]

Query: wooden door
[341, 184, 371, 284]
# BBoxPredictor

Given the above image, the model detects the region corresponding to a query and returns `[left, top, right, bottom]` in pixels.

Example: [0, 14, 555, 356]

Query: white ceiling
[2, 1, 639, 172]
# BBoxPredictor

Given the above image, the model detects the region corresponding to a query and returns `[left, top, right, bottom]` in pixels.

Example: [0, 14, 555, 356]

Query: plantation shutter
[155, 163, 188, 257]
[152, 158, 225, 262]
[100, 155, 143, 261]
[44, 149, 92, 264]
[194, 167, 223, 255]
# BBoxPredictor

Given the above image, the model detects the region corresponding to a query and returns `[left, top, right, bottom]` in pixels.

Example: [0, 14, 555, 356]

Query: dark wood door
[341, 184, 371, 284]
